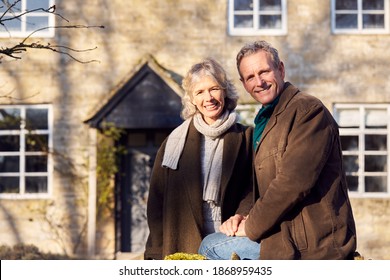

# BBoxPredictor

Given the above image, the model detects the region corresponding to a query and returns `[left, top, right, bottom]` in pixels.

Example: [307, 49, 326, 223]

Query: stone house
[0, 0, 389, 259]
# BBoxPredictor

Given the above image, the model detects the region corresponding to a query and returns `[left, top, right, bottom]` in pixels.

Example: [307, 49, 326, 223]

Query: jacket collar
[255, 82, 300, 153]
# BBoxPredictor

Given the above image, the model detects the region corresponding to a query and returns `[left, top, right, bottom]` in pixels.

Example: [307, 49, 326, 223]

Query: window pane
[363, 14, 384, 29]
[336, 14, 358, 28]
[0, 1, 21, 13]
[259, 0, 281, 11]
[0, 156, 19, 172]
[26, 156, 47, 172]
[26, 176, 47, 193]
[343, 155, 359, 172]
[336, 0, 358, 10]
[26, 108, 48, 130]
[335, 108, 359, 127]
[0, 135, 20, 151]
[365, 176, 386, 192]
[0, 108, 21, 130]
[365, 134, 387, 151]
[0, 177, 19, 193]
[0, 16, 22, 31]
[363, 0, 384, 10]
[234, 0, 253, 10]
[341, 135, 359, 151]
[365, 108, 387, 128]
[234, 15, 254, 27]
[365, 155, 387, 172]
[26, 134, 48, 152]
[259, 15, 281, 28]
[26, 16, 49, 32]
[27, 0, 50, 10]
[346, 175, 358, 191]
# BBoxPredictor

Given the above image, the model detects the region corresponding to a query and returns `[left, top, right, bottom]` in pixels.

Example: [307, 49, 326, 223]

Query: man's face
[239, 50, 285, 105]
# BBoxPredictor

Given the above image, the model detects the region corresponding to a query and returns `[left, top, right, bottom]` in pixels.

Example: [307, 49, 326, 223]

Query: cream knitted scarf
[162, 110, 237, 172]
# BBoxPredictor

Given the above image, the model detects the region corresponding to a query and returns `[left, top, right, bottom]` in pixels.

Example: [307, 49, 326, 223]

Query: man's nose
[255, 75, 265, 87]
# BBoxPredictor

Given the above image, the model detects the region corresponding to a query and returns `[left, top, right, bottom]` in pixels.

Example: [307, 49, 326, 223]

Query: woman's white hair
[181, 57, 239, 120]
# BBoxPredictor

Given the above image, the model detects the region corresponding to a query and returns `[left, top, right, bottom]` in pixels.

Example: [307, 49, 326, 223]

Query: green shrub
[164, 252, 207, 260]
[0, 244, 72, 260]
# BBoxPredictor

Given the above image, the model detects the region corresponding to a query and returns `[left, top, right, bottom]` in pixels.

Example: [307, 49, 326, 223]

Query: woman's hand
[219, 214, 248, 236]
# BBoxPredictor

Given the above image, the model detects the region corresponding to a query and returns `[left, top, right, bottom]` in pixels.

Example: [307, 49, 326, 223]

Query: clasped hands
[219, 214, 247, 237]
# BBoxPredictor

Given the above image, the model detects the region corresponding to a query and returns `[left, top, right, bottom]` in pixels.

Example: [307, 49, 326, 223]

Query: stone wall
[1, 0, 389, 259]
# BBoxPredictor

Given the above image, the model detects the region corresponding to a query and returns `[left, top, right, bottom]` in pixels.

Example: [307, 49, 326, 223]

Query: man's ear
[279, 62, 285, 80]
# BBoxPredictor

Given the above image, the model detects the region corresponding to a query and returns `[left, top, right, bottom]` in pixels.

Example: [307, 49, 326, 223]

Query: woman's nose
[205, 90, 214, 100]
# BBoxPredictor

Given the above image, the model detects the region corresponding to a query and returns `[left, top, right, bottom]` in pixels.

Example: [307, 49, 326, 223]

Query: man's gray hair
[236, 40, 281, 78]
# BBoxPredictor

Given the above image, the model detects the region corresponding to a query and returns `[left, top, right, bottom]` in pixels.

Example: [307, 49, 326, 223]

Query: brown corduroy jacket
[246, 82, 357, 259]
[144, 120, 253, 260]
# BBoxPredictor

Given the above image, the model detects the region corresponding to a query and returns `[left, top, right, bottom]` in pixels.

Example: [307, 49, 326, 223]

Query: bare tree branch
[0, 0, 104, 63]
[1, 24, 105, 63]
[0, 1, 67, 24]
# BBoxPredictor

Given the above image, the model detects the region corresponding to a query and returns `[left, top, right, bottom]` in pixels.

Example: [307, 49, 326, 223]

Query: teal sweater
[253, 96, 280, 150]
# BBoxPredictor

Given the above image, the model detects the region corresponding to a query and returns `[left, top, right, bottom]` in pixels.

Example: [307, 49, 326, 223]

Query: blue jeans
[198, 232, 260, 260]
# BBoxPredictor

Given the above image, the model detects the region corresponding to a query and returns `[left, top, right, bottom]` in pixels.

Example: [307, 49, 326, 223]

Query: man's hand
[219, 214, 247, 236]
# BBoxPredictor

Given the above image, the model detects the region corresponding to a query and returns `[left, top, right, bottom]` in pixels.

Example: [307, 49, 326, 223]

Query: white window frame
[0, 0, 56, 38]
[331, 0, 390, 34]
[228, 0, 288, 36]
[334, 104, 390, 198]
[0, 104, 53, 199]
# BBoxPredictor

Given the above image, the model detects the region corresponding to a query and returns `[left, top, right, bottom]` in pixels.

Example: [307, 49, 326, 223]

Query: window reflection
[365, 134, 387, 151]
[259, 15, 281, 28]
[362, 0, 384, 10]
[26, 177, 48, 193]
[341, 135, 358, 151]
[259, 0, 281, 11]
[26, 108, 49, 130]
[234, 0, 252, 10]
[0, 108, 21, 130]
[365, 176, 386, 192]
[0, 177, 20, 193]
[336, 0, 358, 10]
[343, 155, 359, 173]
[234, 15, 254, 28]
[365, 155, 387, 172]
[0, 156, 19, 172]
[346, 176, 358, 192]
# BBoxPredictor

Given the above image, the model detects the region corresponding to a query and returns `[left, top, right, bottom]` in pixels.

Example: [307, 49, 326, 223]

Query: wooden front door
[117, 129, 170, 252]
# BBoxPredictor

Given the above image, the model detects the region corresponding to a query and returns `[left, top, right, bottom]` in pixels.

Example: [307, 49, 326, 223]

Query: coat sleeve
[144, 141, 167, 260]
[245, 103, 336, 241]
[235, 126, 254, 216]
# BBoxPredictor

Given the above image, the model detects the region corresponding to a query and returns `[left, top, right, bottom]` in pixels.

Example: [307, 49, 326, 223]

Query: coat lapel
[180, 122, 204, 231]
[220, 125, 242, 200]
[257, 83, 300, 151]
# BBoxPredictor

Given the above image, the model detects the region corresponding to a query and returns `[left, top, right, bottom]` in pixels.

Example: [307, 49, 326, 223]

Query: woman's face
[192, 75, 225, 124]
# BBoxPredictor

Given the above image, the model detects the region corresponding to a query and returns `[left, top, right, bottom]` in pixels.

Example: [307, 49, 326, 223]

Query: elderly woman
[144, 58, 258, 260]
